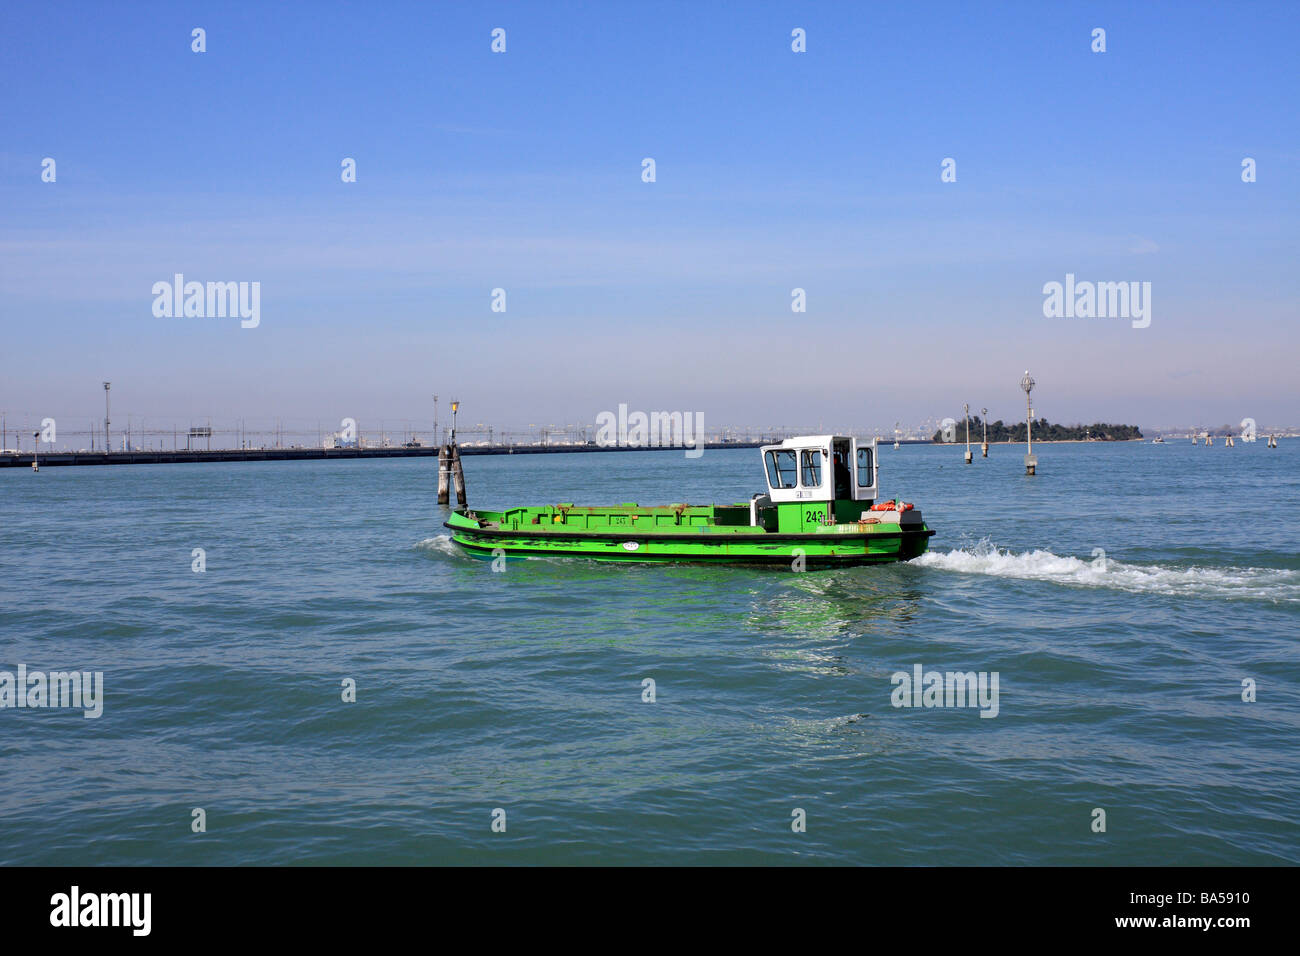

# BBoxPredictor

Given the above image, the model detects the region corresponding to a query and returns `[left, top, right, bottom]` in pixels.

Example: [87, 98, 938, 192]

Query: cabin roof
[772, 435, 845, 448]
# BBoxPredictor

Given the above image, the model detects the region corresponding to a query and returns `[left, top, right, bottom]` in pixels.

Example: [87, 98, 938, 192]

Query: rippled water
[1, 440, 1297, 864]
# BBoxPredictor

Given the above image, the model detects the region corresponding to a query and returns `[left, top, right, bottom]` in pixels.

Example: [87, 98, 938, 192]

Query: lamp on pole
[1021, 371, 1037, 476]
[103, 382, 111, 454]
[981, 407, 989, 458]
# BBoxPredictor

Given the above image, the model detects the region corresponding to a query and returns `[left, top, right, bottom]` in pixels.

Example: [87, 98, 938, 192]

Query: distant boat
[1152, 437, 1164, 444]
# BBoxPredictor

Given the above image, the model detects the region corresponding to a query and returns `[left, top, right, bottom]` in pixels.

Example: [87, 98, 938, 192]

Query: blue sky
[1, 0, 1297, 439]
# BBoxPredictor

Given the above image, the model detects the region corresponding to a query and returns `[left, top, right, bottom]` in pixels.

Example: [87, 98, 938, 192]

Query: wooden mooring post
[437, 444, 451, 504]
[451, 444, 467, 507]
[437, 399, 466, 507]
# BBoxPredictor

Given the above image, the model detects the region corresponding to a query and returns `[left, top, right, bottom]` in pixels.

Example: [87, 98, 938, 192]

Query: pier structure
[0, 439, 782, 469]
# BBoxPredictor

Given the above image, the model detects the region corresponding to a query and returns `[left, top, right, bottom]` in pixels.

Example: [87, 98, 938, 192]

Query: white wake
[414, 534, 464, 557]
[914, 540, 1299, 603]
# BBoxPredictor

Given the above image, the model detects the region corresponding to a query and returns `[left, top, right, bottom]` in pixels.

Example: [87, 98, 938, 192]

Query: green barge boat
[444, 435, 934, 568]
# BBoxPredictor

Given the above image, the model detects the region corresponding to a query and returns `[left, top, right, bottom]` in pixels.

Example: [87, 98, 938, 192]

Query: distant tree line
[931, 417, 1143, 443]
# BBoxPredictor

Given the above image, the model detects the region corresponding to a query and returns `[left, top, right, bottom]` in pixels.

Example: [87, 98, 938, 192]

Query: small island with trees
[931, 416, 1143, 443]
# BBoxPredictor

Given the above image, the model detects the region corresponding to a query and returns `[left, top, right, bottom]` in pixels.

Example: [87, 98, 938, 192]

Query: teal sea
[1, 440, 1297, 865]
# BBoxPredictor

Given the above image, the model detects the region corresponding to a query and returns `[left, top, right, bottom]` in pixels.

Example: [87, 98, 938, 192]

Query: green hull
[444, 502, 933, 568]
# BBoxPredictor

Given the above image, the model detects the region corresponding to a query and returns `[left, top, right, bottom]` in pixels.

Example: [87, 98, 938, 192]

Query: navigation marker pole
[964, 403, 972, 464]
[1021, 371, 1037, 476]
[981, 407, 989, 458]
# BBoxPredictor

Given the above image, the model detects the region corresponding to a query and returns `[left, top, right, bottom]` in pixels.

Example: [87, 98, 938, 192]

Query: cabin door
[831, 438, 852, 500]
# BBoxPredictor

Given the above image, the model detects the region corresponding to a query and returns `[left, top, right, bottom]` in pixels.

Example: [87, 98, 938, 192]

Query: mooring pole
[451, 444, 467, 507]
[437, 444, 451, 504]
[448, 400, 466, 506]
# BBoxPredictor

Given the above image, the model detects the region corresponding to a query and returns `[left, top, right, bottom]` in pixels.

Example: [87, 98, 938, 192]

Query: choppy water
[1, 440, 1297, 864]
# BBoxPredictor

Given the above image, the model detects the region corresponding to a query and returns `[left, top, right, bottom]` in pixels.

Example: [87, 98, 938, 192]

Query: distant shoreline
[932, 438, 1145, 446]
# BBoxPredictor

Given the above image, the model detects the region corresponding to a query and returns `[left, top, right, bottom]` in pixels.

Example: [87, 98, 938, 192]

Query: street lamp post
[1021, 371, 1037, 476]
[103, 382, 111, 454]
[981, 407, 989, 458]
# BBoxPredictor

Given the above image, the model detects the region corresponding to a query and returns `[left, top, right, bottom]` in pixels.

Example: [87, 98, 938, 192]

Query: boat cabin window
[856, 446, 874, 487]
[765, 449, 797, 489]
[800, 450, 822, 488]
